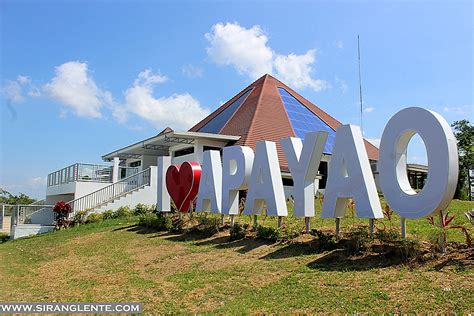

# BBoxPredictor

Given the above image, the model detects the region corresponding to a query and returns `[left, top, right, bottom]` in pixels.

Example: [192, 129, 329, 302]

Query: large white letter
[157, 156, 171, 212]
[244, 141, 288, 217]
[378, 107, 458, 218]
[281, 132, 328, 217]
[321, 125, 383, 218]
[222, 146, 254, 215]
[196, 150, 222, 214]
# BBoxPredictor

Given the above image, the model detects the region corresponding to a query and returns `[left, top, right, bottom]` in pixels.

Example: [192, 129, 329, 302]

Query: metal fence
[47, 163, 112, 187]
[1, 204, 55, 228]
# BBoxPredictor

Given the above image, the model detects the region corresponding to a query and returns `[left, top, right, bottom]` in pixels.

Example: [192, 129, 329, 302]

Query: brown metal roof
[189, 74, 380, 169]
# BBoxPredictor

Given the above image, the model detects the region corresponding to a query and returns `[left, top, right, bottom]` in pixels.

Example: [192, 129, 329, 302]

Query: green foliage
[134, 203, 150, 216]
[170, 215, 185, 233]
[86, 213, 104, 223]
[451, 120, 473, 200]
[394, 238, 422, 262]
[0, 233, 9, 243]
[345, 226, 372, 253]
[139, 212, 172, 231]
[310, 229, 337, 250]
[256, 225, 281, 242]
[72, 209, 89, 225]
[193, 216, 220, 237]
[114, 206, 132, 218]
[102, 210, 114, 220]
[0, 188, 36, 205]
[230, 223, 248, 241]
[375, 228, 400, 243]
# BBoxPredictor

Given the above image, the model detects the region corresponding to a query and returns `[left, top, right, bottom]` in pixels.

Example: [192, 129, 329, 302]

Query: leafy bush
[310, 229, 337, 250]
[230, 223, 248, 241]
[72, 209, 89, 225]
[345, 226, 372, 253]
[114, 206, 132, 218]
[375, 229, 400, 243]
[134, 203, 149, 216]
[102, 210, 114, 220]
[256, 225, 281, 242]
[86, 213, 104, 223]
[139, 212, 172, 231]
[170, 215, 185, 233]
[0, 232, 9, 243]
[192, 216, 220, 237]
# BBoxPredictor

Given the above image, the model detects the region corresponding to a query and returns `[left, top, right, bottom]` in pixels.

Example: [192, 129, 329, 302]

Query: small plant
[427, 211, 472, 248]
[0, 232, 9, 243]
[395, 238, 422, 262]
[310, 229, 337, 250]
[345, 226, 372, 253]
[53, 200, 73, 229]
[72, 209, 89, 225]
[230, 223, 248, 241]
[375, 228, 400, 243]
[193, 216, 220, 237]
[256, 225, 281, 242]
[102, 210, 114, 220]
[86, 212, 103, 223]
[134, 203, 149, 216]
[114, 206, 132, 218]
[170, 214, 185, 232]
[139, 212, 173, 231]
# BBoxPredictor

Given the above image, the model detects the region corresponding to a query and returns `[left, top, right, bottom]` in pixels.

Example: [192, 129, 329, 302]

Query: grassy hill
[0, 200, 473, 313]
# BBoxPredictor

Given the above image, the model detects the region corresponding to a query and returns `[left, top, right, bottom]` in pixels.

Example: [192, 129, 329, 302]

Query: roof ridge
[240, 74, 269, 146]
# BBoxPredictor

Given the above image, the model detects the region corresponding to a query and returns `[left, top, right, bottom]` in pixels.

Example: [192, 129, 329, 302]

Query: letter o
[378, 107, 458, 219]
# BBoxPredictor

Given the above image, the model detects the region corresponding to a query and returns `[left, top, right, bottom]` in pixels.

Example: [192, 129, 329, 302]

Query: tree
[0, 188, 37, 205]
[451, 120, 474, 200]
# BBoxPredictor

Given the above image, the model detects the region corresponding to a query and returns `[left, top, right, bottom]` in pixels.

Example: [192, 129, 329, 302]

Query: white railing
[47, 163, 113, 187]
[67, 168, 151, 215]
[1, 204, 55, 227]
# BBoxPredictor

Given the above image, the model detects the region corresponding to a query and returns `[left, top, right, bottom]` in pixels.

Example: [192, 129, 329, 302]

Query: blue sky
[1, 0, 472, 198]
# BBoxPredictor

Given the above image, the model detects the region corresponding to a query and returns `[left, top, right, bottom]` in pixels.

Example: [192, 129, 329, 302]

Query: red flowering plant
[53, 200, 73, 229]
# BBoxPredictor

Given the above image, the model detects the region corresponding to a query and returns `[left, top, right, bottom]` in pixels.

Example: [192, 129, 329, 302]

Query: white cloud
[367, 138, 380, 148]
[1, 75, 38, 103]
[206, 22, 273, 79]
[443, 105, 471, 115]
[43, 61, 111, 118]
[205, 22, 328, 91]
[28, 176, 46, 186]
[182, 64, 203, 78]
[123, 69, 210, 130]
[274, 50, 329, 92]
[364, 106, 375, 113]
[335, 40, 343, 49]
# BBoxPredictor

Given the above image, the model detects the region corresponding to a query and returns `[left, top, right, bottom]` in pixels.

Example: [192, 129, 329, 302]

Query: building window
[174, 147, 194, 157]
[129, 161, 141, 167]
[203, 146, 222, 152]
[282, 177, 294, 186]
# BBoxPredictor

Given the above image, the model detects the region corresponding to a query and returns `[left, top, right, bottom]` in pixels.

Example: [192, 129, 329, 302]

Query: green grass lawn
[0, 199, 472, 313]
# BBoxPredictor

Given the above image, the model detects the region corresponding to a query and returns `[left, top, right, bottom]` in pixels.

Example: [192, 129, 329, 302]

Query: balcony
[47, 163, 140, 187]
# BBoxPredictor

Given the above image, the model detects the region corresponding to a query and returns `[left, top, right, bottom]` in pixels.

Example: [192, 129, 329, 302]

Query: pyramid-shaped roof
[189, 74, 379, 171]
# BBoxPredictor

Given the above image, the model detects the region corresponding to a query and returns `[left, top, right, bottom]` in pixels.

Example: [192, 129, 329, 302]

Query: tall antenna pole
[357, 35, 364, 134]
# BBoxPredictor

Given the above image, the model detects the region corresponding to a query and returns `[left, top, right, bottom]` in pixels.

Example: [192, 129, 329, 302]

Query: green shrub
[0, 232, 9, 243]
[139, 212, 172, 231]
[134, 203, 149, 216]
[170, 215, 185, 232]
[102, 210, 114, 220]
[230, 223, 248, 241]
[86, 212, 104, 223]
[310, 229, 337, 250]
[193, 216, 220, 237]
[114, 206, 132, 218]
[345, 226, 372, 253]
[72, 209, 89, 225]
[375, 229, 401, 243]
[256, 225, 281, 242]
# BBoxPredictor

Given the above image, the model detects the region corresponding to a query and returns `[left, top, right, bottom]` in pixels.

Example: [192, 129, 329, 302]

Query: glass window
[198, 89, 252, 134]
[278, 88, 336, 154]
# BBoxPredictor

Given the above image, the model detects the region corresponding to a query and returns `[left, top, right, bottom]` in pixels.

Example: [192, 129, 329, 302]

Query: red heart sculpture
[166, 161, 201, 212]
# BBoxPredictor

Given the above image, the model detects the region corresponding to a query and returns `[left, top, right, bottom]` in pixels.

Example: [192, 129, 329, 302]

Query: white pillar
[112, 157, 120, 183]
[157, 156, 171, 212]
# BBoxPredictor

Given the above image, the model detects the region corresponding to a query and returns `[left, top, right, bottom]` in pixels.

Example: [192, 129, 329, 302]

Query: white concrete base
[11, 224, 55, 239]
[94, 184, 157, 213]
